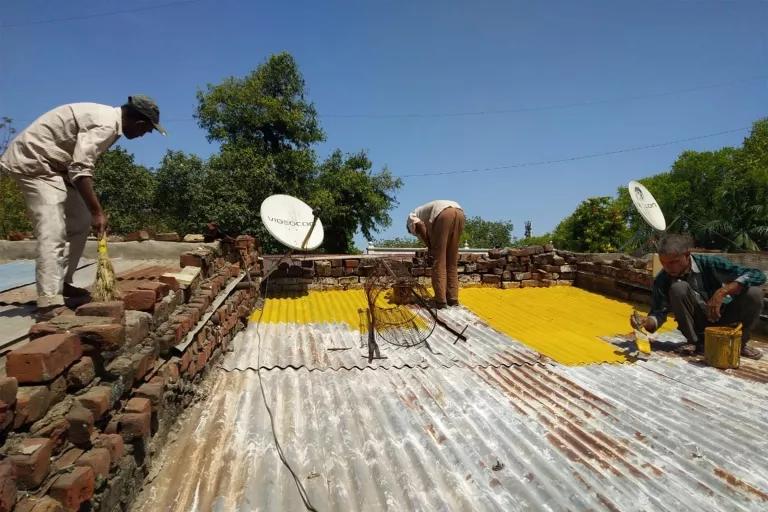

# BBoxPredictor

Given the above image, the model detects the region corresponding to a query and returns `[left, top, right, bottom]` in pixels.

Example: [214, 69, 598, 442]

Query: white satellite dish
[628, 181, 666, 231]
[260, 194, 324, 250]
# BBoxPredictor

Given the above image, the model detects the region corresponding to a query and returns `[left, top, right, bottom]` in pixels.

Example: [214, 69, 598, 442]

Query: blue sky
[2, 0, 767, 249]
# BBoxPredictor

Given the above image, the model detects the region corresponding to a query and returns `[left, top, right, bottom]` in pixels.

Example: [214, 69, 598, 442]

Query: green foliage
[195, 53, 401, 253]
[0, 117, 32, 238]
[154, 150, 207, 235]
[615, 118, 768, 252]
[373, 236, 424, 248]
[552, 197, 628, 252]
[310, 150, 402, 253]
[93, 148, 159, 234]
[461, 216, 513, 248]
[510, 233, 552, 248]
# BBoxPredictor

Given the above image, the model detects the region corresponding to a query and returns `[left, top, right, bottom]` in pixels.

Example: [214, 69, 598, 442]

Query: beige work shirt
[407, 200, 463, 235]
[0, 103, 122, 183]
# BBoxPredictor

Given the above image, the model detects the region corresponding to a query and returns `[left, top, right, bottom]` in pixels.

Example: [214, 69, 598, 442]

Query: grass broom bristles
[92, 235, 120, 302]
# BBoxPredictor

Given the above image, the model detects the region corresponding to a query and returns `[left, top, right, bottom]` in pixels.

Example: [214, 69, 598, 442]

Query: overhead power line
[398, 127, 751, 178]
[0, 0, 201, 29]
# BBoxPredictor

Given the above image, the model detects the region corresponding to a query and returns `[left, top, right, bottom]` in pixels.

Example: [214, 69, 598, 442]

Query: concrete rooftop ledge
[0, 240, 220, 263]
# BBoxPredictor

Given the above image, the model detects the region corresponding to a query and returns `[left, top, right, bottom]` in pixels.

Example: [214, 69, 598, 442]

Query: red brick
[13, 386, 51, 428]
[0, 459, 16, 512]
[75, 448, 110, 480]
[75, 301, 125, 320]
[71, 323, 125, 351]
[76, 386, 112, 420]
[180, 350, 192, 372]
[161, 359, 180, 384]
[229, 263, 241, 277]
[124, 397, 151, 415]
[158, 275, 179, 292]
[9, 438, 53, 489]
[28, 322, 62, 340]
[113, 412, 150, 441]
[0, 377, 18, 405]
[65, 404, 94, 447]
[6, 334, 82, 384]
[49, 466, 95, 511]
[65, 357, 95, 390]
[130, 350, 156, 382]
[134, 382, 163, 410]
[93, 434, 124, 468]
[0, 400, 12, 431]
[121, 289, 156, 312]
[124, 230, 149, 242]
[13, 496, 65, 512]
[52, 448, 84, 473]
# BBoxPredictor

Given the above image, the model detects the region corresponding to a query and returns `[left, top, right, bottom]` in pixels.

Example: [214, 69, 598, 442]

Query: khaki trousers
[12, 175, 91, 307]
[430, 207, 465, 304]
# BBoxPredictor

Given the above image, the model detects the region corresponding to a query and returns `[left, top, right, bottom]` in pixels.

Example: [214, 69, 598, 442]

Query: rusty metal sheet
[138, 359, 768, 511]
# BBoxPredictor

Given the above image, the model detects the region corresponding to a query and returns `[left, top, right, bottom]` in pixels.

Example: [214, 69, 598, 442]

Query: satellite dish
[628, 181, 666, 231]
[260, 194, 324, 250]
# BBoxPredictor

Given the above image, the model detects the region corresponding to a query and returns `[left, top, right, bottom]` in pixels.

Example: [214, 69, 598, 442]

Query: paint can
[704, 324, 742, 369]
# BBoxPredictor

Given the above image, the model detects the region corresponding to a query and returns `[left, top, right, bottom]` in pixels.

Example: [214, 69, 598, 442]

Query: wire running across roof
[134, 289, 768, 511]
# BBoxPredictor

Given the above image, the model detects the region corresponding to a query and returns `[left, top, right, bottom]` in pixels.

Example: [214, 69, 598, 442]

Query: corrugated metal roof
[136, 288, 768, 511]
[140, 352, 768, 511]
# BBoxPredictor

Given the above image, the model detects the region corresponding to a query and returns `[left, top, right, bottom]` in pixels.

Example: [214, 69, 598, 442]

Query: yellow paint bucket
[704, 324, 742, 369]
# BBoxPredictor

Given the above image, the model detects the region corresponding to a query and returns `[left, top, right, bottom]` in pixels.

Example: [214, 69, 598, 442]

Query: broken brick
[0, 459, 15, 512]
[75, 301, 125, 320]
[134, 382, 163, 410]
[111, 412, 150, 441]
[0, 377, 18, 405]
[49, 466, 95, 511]
[121, 289, 156, 312]
[65, 357, 95, 390]
[6, 334, 82, 384]
[71, 323, 125, 351]
[65, 404, 94, 447]
[76, 386, 113, 420]
[93, 434, 124, 468]
[13, 496, 64, 512]
[9, 438, 53, 489]
[124, 397, 151, 415]
[13, 386, 51, 428]
[75, 448, 111, 480]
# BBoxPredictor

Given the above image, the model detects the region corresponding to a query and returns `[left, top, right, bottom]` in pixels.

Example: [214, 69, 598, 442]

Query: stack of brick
[574, 254, 653, 303]
[0, 244, 258, 511]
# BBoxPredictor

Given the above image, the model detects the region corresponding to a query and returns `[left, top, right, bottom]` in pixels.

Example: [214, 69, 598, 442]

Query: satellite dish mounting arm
[300, 207, 322, 250]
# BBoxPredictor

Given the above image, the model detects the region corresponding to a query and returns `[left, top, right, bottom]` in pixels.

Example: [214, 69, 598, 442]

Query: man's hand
[91, 212, 107, 238]
[706, 289, 727, 322]
[630, 312, 657, 332]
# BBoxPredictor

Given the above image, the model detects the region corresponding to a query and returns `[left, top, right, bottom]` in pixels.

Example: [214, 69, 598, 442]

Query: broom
[92, 235, 121, 302]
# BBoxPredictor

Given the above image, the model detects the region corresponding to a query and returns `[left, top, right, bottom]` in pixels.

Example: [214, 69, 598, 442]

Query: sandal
[741, 345, 763, 360]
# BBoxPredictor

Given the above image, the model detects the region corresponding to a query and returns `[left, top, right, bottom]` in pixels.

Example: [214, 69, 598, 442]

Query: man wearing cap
[0, 96, 166, 317]
[407, 200, 465, 308]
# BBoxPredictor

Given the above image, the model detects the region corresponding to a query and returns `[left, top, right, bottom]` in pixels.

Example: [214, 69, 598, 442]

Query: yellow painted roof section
[250, 287, 673, 366]
[459, 286, 672, 365]
[251, 289, 410, 329]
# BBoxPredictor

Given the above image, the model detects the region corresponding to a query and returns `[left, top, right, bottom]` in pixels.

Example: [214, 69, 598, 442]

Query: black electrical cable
[252, 253, 319, 512]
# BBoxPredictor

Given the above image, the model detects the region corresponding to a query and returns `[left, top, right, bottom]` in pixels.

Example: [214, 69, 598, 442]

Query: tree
[461, 216, 513, 248]
[0, 117, 32, 238]
[93, 148, 158, 234]
[154, 150, 207, 235]
[309, 150, 402, 253]
[372, 236, 424, 248]
[552, 197, 628, 252]
[195, 53, 401, 253]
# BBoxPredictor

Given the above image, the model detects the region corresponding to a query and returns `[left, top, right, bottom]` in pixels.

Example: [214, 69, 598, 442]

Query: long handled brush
[92, 235, 121, 302]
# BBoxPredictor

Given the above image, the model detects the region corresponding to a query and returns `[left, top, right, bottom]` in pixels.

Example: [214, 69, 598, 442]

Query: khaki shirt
[407, 200, 462, 235]
[0, 103, 122, 183]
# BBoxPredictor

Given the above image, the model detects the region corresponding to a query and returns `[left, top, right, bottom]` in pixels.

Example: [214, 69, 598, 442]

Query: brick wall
[0, 237, 260, 511]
